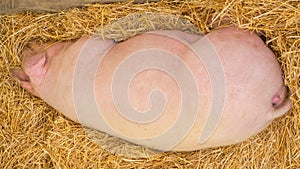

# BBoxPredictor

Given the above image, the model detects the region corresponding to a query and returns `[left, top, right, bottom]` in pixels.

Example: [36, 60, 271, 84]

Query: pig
[10, 26, 292, 151]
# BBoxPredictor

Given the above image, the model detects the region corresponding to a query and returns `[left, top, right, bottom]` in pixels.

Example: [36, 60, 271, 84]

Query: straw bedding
[0, 0, 299, 168]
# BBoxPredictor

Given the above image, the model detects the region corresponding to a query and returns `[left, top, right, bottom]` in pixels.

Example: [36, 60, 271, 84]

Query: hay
[0, 0, 299, 168]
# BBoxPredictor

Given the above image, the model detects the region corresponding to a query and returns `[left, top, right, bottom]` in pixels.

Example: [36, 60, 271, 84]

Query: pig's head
[10, 42, 73, 97]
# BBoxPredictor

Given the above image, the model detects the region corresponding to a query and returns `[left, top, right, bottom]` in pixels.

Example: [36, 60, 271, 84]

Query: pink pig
[10, 26, 291, 151]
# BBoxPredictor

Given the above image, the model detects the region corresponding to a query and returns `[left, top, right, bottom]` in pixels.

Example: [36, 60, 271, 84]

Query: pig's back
[88, 31, 212, 151]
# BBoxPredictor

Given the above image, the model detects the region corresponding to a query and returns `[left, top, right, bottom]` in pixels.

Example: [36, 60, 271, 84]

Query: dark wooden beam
[0, 0, 160, 14]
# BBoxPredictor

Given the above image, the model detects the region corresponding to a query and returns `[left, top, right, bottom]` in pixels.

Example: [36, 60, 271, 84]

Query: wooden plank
[0, 0, 160, 14]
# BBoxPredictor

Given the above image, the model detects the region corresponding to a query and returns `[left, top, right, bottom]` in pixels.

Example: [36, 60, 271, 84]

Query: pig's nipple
[272, 85, 288, 109]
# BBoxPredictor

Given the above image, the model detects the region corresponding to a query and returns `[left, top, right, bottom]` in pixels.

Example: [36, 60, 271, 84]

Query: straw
[0, 0, 299, 168]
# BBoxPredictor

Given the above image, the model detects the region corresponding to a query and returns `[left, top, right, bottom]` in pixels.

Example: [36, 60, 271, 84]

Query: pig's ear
[10, 67, 30, 82]
[23, 51, 47, 68]
[10, 67, 40, 97]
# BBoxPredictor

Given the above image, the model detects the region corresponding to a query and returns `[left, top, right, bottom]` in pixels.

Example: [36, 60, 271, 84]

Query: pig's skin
[10, 26, 292, 151]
